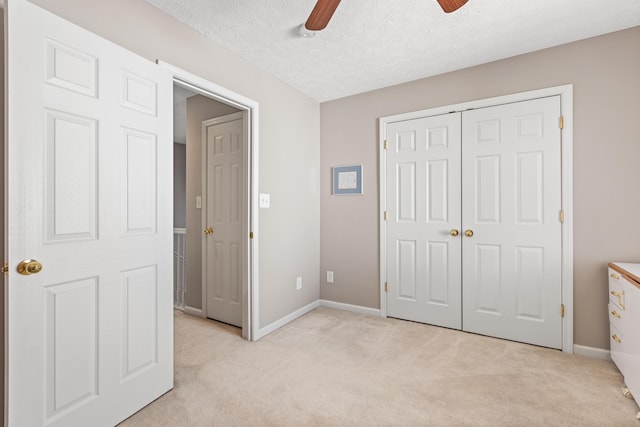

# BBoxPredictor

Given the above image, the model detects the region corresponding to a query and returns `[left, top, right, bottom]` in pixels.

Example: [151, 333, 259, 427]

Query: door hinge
[559, 210, 565, 224]
[384, 140, 388, 150]
[384, 282, 388, 292]
[384, 211, 388, 221]
[249, 231, 254, 239]
[561, 304, 565, 318]
[2, 263, 8, 276]
[559, 116, 564, 129]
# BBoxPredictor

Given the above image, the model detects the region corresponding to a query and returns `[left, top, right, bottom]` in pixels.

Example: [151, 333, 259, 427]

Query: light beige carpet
[120, 307, 639, 426]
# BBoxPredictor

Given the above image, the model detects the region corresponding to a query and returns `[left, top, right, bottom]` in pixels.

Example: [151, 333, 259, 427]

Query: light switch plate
[259, 193, 270, 208]
[196, 196, 202, 209]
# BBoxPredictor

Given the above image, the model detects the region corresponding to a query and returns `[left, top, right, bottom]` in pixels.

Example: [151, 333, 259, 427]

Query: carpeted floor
[120, 307, 639, 426]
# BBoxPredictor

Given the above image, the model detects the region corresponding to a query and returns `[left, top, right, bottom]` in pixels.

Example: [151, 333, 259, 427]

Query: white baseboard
[184, 306, 205, 318]
[253, 300, 321, 341]
[573, 344, 611, 361]
[319, 299, 381, 317]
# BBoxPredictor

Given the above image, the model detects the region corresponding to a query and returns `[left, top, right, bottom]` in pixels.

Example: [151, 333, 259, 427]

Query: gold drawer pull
[611, 310, 622, 319]
[612, 334, 622, 344]
[610, 273, 621, 280]
[611, 290, 626, 309]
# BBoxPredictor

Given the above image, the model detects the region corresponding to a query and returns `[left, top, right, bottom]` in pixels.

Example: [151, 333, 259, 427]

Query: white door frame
[159, 62, 259, 341]
[379, 84, 574, 353]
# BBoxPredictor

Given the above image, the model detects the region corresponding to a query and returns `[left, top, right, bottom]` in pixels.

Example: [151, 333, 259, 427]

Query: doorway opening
[164, 62, 259, 341]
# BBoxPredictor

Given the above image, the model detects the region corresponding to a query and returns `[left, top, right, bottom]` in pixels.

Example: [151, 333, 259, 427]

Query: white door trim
[158, 62, 260, 341]
[379, 84, 574, 353]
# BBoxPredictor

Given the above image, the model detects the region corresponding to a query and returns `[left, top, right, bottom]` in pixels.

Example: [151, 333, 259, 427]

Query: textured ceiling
[147, 0, 640, 102]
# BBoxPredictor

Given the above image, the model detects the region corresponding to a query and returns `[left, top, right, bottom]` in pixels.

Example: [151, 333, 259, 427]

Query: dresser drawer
[610, 322, 627, 373]
[609, 268, 627, 311]
[608, 301, 624, 332]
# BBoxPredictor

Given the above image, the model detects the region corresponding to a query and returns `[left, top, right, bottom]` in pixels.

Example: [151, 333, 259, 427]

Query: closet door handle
[450, 229, 459, 237]
[464, 229, 474, 237]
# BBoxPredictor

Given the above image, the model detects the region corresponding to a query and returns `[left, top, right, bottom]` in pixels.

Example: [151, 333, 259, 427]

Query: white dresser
[608, 262, 640, 417]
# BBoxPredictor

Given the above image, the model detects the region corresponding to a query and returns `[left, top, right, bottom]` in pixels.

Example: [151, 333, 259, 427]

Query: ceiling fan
[305, 0, 469, 31]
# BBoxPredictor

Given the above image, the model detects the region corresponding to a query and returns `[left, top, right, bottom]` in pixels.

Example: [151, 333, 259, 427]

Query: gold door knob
[204, 227, 214, 235]
[450, 229, 459, 237]
[17, 259, 43, 275]
[464, 229, 474, 237]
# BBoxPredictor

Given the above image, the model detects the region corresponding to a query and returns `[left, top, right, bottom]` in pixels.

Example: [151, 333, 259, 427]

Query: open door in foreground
[6, 0, 173, 425]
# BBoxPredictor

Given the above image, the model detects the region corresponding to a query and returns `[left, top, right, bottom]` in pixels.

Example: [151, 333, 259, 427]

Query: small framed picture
[332, 165, 363, 195]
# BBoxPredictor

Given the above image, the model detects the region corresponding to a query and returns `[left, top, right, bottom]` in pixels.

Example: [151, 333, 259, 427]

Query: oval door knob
[17, 259, 43, 275]
[464, 229, 474, 237]
[204, 227, 214, 235]
[450, 229, 459, 237]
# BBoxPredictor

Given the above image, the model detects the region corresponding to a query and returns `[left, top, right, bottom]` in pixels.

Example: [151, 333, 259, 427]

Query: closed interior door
[204, 113, 244, 327]
[461, 96, 562, 348]
[386, 113, 462, 329]
[6, 0, 173, 425]
[384, 96, 563, 349]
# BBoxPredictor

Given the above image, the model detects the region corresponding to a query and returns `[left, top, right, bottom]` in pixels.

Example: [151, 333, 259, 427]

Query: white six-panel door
[6, 0, 173, 425]
[204, 113, 244, 327]
[461, 96, 562, 348]
[384, 96, 563, 349]
[386, 114, 462, 329]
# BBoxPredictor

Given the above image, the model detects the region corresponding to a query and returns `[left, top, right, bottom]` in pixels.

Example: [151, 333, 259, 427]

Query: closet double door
[385, 96, 563, 349]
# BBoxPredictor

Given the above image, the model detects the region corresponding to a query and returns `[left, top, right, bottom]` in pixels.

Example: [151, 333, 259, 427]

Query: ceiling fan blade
[305, 0, 342, 31]
[436, 0, 469, 13]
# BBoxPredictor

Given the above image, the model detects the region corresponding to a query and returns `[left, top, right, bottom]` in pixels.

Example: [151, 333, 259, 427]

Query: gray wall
[29, 0, 322, 328]
[184, 95, 238, 310]
[173, 143, 186, 228]
[320, 26, 640, 351]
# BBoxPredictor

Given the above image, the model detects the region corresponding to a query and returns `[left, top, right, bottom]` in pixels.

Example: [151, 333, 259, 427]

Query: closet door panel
[461, 96, 563, 349]
[386, 113, 462, 329]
